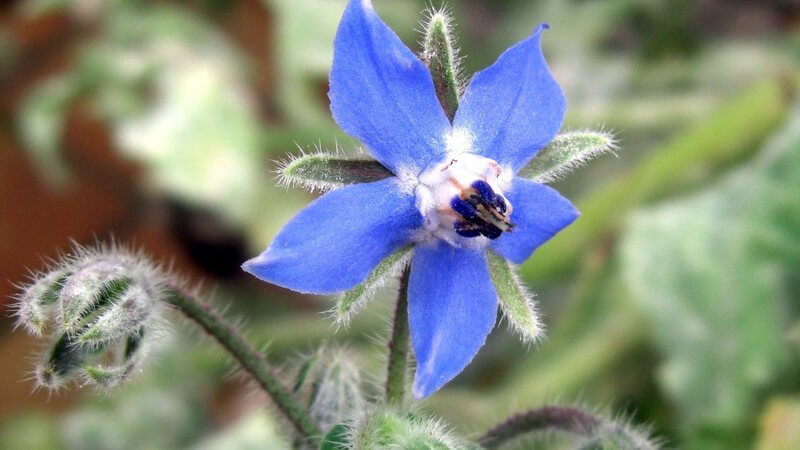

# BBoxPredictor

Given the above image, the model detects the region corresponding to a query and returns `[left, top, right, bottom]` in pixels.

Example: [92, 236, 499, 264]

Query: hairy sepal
[278, 152, 393, 192]
[487, 250, 543, 343]
[519, 130, 618, 183]
[333, 246, 412, 327]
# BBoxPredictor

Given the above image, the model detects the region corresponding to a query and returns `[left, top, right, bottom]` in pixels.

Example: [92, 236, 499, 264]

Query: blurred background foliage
[0, 0, 798, 449]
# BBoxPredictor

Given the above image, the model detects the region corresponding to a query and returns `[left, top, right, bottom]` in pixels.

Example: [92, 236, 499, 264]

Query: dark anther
[450, 181, 514, 240]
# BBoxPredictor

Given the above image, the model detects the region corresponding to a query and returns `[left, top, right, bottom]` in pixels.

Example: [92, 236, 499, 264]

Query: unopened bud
[302, 347, 363, 432]
[17, 244, 168, 391]
[575, 421, 660, 450]
[349, 407, 479, 450]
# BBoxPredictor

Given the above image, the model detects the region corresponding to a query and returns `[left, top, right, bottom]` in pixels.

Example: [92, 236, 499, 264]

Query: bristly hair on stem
[420, 4, 464, 121]
[163, 283, 322, 445]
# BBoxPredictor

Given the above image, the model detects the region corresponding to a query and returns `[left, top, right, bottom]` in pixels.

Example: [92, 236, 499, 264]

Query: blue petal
[242, 178, 421, 294]
[409, 243, 497, 398]
[491, 177, 579, 264]
[329, 0, 451, 175]
[453, 24, 566, 172]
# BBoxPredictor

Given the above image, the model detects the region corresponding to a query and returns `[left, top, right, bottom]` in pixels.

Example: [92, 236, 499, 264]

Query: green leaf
[519, 130, 617, 183]
[422, 9, 462, 121]
[17, 75, 80, 185]
[280, 153, 394, 192]
[334, 246, 412, 326]
[621, 104, 800, 431]
[487, 250, 543, 343]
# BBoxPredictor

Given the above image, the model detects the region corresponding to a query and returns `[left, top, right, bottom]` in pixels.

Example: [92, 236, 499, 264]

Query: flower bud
[18, 244, 167, 391]
[347, 407, 479, 450]
[293, 346, 364, 433]
[575, 421, 660, 450]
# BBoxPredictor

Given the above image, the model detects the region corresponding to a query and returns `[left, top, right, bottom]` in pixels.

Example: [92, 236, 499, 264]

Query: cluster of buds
[14, 244, 168, 390]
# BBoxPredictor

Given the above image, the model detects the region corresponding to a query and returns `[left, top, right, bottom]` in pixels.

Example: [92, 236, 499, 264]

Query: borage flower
[244, 0, 615, 398]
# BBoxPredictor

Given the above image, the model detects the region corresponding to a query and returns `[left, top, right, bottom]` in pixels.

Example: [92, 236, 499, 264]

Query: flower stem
[385, 267, 411, 403]
[477, 406, 602, 449]
[164, 286, 321, 445]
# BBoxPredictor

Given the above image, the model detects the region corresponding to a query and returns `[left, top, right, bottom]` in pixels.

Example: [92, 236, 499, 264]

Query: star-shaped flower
[244, 0, 615, 398]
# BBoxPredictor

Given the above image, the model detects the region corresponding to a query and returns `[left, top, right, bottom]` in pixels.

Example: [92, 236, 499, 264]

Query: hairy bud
[340, 407, 479, 450]
[16, 244, 168, 391]
[293, 346, 364, 433]
[574, 420, 660, 450]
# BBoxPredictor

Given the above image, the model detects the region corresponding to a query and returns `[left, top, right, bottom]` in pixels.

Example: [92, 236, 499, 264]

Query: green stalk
[523, 77, 796, 282]
[385, 267, 411, 403]
[164, 287, 321, 445]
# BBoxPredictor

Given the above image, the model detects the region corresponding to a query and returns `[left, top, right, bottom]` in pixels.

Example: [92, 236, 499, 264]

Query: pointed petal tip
[240, 254, 263, 274]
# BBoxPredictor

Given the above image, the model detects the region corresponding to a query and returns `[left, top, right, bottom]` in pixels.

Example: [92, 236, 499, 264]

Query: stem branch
[164, 286, 321, 445]
[385, 267, 411, 403]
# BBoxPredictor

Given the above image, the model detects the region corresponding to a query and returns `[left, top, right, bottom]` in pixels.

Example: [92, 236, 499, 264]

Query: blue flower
[243, 0, 579, 398]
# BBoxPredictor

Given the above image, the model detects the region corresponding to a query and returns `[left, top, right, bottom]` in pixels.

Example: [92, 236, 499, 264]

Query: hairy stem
[164, 286, 321, 445]
[385, 267, 411, 403]
[478, 406, 602, 449]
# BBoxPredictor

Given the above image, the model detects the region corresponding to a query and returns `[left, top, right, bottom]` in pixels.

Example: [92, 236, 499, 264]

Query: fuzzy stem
[164, 286, 321, 445]
[477, 406, 603, 449]
[385, 267, 411, 403]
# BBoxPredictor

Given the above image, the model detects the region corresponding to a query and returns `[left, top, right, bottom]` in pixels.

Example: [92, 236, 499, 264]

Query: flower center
[415, 154, 514, 246]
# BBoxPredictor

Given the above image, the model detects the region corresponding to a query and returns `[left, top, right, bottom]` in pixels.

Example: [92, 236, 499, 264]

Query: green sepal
[37, 332, 91, 388]
[16, 269, 70, 335]
[62, 276, 133, 333]
[487, 250, 542, 342]
[334, 246, 413, 326]
[519, 130, 617, 183]
[279, 153, 393, 192]
[422, 9, 461, 121]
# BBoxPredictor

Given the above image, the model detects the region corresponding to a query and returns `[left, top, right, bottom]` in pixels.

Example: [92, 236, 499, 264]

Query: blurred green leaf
[63, 388, 207, 450]
[0, 414, 61, 450]
[17, 75, 80, 185]
[523, 78, 795, 282]
[190, 410, 289, 450]
[621, 104, 800, 433]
